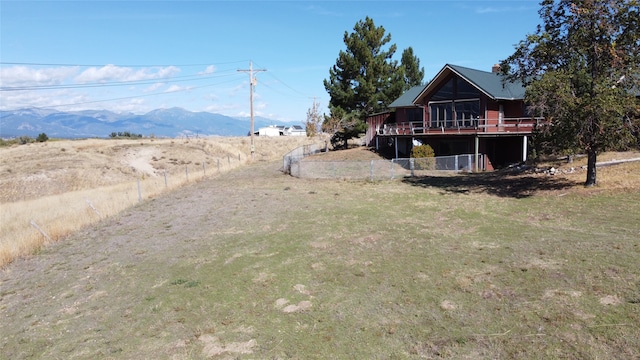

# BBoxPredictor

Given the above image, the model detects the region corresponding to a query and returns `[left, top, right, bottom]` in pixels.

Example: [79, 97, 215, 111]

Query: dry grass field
[1, 140, 639, 359]
[0, 136, 318, 267]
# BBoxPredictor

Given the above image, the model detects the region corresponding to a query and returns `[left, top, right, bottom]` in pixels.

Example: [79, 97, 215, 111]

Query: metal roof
[411, 64, 526, 105]
[388, 85, 427, 108]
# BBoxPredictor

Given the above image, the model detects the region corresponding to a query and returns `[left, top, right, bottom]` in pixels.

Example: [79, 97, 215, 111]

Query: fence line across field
[6, 152, 246, 260]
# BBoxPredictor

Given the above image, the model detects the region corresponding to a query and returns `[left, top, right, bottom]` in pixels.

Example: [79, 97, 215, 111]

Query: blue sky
[1, 0, 542, 122]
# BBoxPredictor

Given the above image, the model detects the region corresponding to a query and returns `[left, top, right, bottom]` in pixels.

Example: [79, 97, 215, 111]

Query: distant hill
[0, 107, 303, 138]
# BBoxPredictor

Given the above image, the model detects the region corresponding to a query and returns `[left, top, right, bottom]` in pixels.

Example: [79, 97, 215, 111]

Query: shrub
[18, 136, 34, 145]
[410, 144, 435, 170]
[411, 144, 435, 158]
[36, 133, 49, 142]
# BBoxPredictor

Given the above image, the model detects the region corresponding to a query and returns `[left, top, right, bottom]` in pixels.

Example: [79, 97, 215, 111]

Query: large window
[455, 100, 480, 127]
[431, 78, 454, 101]
[429, 75, 482, 128]
[430, 100, 479, 128]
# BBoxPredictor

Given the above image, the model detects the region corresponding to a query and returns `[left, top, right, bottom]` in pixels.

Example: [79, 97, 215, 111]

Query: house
[258, 125, 285, 136]
[283, 125, 306, 137]
[366, 64, 544, 170]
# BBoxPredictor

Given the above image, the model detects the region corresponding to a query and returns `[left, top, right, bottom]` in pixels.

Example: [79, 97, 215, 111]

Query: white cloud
[198, 65, 216, 75]
[0, 88, 88, 110]
[165, 84, 192, 93]
[109, 98, 148, 114]
[74, 64, 180, 83]
[144, 82, 165, 92]
[0, 66, 79, 87]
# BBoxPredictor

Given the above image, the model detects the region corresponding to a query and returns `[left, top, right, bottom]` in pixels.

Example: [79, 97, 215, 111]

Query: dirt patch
[599, 295, 622, 306]
[121, 146, 160, 176]
[199, 335, 257, 357]
[440, 300, 456, 310]
[282, 301, 313, 313]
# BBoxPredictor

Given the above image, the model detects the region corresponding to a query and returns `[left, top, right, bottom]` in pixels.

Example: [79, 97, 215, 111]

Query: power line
[253, 61, 311, 98]
[1, 78, 242, 111]
[1, 70, 243, 91]
[0, 60, 249, 68]
[1, 59, 319, 119]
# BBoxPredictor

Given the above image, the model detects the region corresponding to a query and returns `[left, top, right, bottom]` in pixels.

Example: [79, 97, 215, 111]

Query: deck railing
[376, 117, 545, 136]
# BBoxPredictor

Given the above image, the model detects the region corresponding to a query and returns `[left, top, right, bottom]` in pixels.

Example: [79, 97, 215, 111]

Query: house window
[431, 78, 454, 101]
[454, 100, 480, 127]
[430, 102, 452, 128]
[456, 80, 480, 99]
[406, 108, 423, 122]
[430, 99, 479, 128]
[428, 75, 481, 128]
[431, 76, 480, 101]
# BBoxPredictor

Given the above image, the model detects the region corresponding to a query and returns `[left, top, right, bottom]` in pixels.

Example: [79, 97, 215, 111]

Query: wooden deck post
[474, 136, 479, 172]
[394, 136, 399, 159]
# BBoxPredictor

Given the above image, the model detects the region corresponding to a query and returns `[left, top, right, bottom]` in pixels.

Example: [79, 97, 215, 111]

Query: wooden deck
[376, 117, 545, 136]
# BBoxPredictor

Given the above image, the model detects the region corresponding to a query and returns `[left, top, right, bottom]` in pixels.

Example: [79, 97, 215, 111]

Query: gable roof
[388, 85, 426, 108]
[414, 64, 526, 104]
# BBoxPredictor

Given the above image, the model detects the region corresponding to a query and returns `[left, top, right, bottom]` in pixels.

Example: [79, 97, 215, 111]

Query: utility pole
[238, 61, 266, 160]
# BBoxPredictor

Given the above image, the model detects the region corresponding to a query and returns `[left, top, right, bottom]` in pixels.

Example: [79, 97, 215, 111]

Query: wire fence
[288, 153, 483, 180]
[1, 153, 247, 267]
[282, 142, 328, 173]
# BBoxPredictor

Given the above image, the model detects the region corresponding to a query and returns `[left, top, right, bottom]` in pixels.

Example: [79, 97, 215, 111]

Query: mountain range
[0, 108, 303, 138]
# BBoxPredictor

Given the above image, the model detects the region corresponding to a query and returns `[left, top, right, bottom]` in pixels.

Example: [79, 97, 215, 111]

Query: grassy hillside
[0, 136, 319, 266]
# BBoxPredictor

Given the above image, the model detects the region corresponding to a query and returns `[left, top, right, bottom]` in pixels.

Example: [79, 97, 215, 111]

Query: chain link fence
[287, 153, 483, 180]
[282, 142, 327, 174]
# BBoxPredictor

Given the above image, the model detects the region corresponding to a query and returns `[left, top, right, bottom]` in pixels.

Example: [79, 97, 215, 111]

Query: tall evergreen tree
[324, 17, 402, 119]
[400, 47, 425, 89]
[501, 0, 640, 186]
[323, 17, 424, 147]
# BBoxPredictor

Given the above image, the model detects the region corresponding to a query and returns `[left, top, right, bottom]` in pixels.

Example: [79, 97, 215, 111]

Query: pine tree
[400, 47, 425, 89]
[323, 17, 424, 147]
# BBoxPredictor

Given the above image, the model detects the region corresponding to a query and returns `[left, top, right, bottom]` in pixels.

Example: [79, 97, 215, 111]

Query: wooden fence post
[30, 220, 52, 242]
[85, 198, 101, 217]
